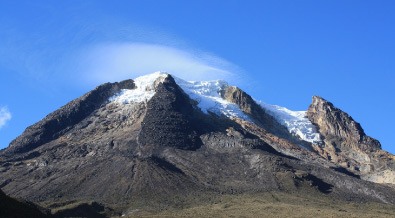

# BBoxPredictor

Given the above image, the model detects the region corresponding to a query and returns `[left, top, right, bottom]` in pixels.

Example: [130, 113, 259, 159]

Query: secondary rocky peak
[221, 86, 255, 114]
[117, 79, 135, 89]
[220, 85, 285, 135]
[307, 95, 381, 152]
[305, 95, 395, 181]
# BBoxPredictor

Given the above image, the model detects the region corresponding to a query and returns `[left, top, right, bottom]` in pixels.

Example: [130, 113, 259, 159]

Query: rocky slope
[307, 95, 395, 183]
[4, 79, 135, 155]
[0, 72, 394, 216]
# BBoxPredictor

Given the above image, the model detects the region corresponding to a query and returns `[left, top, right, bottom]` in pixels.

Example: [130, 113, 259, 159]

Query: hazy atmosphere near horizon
[0, 1, 394, 154]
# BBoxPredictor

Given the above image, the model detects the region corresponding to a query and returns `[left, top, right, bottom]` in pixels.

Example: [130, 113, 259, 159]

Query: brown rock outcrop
[307, 95, 395, 182]
[307, 95, 381, 152]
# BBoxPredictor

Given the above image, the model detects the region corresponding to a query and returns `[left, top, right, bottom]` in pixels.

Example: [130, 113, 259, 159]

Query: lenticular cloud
[0, 106, 11, 129]
[79, 43, 242, 85]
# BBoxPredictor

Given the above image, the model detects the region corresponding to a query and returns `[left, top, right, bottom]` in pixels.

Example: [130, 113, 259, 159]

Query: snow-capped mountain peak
[109, 72, 321, 145]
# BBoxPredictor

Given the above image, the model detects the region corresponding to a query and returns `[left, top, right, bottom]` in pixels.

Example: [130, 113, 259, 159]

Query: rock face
[307, 95, 381, 152]
[0, 74, 394, 215]
[307, 95, 395, 181]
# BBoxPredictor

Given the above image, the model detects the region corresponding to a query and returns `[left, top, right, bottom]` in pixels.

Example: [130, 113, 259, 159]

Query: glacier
[258, 102, 321, 145]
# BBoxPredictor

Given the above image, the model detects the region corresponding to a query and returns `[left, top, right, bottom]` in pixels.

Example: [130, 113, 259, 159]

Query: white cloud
[76, 43, 245, 85]
[0, 106, 11, 129]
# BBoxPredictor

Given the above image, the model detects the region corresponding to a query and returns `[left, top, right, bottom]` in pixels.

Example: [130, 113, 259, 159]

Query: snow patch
[257, 102, 322, 145]
[109, 71, 168, 104]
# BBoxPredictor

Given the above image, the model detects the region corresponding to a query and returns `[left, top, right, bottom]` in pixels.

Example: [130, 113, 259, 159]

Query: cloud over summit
[78, 43, 243, 85]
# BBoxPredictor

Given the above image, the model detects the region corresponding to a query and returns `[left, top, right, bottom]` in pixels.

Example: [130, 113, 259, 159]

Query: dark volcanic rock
[138, 75, 201, 153]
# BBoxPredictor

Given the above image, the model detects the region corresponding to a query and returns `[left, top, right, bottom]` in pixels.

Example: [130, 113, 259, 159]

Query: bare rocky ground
[0, 75, 394, 217]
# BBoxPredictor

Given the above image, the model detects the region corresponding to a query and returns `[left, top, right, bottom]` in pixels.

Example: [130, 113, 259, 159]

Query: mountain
[0, 72, 394, 217]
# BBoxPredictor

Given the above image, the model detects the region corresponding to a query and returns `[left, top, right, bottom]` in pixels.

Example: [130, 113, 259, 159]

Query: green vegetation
[123, 191, 395, 218]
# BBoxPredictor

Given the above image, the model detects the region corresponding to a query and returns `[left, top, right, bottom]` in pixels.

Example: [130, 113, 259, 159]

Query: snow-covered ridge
[258, 102, 321, 144]
[109, 72, 321, 145]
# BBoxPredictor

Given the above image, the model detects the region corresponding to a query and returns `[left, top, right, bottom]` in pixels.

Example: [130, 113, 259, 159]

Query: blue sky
[0, 1, 394, 154]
